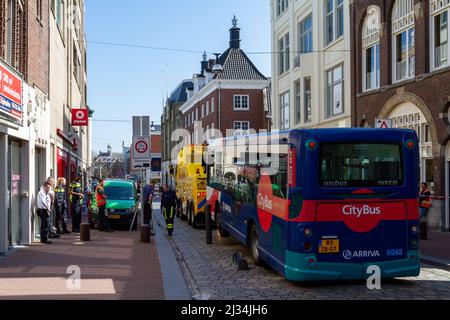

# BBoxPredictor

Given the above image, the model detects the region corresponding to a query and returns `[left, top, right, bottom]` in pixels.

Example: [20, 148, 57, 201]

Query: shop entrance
[7, 139, 22, 247]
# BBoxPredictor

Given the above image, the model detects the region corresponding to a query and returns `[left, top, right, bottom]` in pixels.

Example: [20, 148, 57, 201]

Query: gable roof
[216, 48, 267, 81]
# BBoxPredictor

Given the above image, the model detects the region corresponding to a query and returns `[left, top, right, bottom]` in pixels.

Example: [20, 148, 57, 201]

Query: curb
[421, 255, 450, 271]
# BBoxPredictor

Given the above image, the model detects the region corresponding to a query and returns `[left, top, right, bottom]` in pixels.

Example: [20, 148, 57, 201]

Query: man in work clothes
[96, 179, 113, 232]
[161, 184, 178, 237]
[55, 177, 70, 234]
[70, 175, 84, 233]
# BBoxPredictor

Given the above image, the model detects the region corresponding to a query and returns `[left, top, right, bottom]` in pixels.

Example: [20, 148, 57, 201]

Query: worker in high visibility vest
[419, 182, 432, 219]
[161, 184, 178, 237]
[96, 179, 113, 232]
[70, 174, 84, 233]
[55, 177, 70, 234]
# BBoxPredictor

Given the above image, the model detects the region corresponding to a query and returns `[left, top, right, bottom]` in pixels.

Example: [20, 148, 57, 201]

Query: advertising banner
[71, 108, 89, 126]
[0, 60, 23, 122]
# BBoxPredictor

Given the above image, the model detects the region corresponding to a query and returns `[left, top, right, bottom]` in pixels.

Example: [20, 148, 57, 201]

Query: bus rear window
[320, 143, 403, 187]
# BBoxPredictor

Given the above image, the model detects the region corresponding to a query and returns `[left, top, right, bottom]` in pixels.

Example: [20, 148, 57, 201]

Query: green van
[89, 180, 138, 230]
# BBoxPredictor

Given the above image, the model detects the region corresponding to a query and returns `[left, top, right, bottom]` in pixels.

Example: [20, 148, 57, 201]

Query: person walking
[37, 182, 53, 244]
[96, 179, 113, 232]
[143, 181, 155, 227]
[419, 182, 432, 219]
[70, 174, 84, 233]
[54, 178, 70, 234]
[161, 184, 178, 237]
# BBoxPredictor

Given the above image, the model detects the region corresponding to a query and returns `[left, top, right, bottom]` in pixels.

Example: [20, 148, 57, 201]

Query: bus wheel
[216, 206, 230, 238]
[187, 202, 193, 226]
[250, 225, 264, 267]
[191, 203, 197, 229]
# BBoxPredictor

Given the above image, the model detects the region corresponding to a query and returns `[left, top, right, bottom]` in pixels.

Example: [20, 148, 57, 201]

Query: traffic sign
[375, 118, 393, 129]
[132, 136, 150, 169]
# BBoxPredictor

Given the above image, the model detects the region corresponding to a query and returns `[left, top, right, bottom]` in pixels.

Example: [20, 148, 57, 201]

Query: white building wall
[271, 0, 352, 130]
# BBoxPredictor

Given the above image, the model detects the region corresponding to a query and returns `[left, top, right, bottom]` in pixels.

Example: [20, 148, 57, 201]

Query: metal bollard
[80, 223, 90, 242]
[141, 224, 151, 243]
[205, 205, 212, 245]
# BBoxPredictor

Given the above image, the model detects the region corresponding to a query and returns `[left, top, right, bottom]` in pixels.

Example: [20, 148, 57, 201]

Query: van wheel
[250, 224, 264, 267]
[216, 205, 230, 238]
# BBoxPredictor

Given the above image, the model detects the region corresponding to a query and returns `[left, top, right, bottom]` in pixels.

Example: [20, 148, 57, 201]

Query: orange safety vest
[96, 186, 107, 207]
[420, 190, 432, 208]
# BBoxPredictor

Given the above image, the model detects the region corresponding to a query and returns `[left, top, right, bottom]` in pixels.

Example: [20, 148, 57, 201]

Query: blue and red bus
[206, 129, 421, 281]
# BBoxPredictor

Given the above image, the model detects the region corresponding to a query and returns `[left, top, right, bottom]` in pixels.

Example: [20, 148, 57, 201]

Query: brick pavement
[421, 231, 450, 261]
[0, 229, 165, 300]
[154, 207, 450, 300]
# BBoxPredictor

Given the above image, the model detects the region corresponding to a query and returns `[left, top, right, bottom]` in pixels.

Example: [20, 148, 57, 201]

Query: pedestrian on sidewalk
[37, 182, 53, 244]
[96, 179, 113, 232]
[70, 174, 84, 233]
[143, 180, 155, 228]
[161, 184, 178, 237]
[54, 177, 70, 234]
[419, 182, 432, 220]
[43, 177, 61, 239]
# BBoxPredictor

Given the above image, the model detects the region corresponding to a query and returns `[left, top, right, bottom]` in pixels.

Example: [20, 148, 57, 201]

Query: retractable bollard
[80, 223, 90, 242]
[205, 205, 212, 245]
[141, 224, 151, 243]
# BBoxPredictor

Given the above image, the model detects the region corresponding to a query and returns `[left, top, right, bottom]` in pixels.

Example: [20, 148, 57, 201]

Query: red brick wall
[183, 88, 267, 138]
[26, 0, 49, 94]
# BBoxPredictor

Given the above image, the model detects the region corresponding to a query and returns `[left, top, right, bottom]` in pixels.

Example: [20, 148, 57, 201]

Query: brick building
[350, 0, 450, 231]
[179, 17, 271, 144]
[0, 0, 52, 253]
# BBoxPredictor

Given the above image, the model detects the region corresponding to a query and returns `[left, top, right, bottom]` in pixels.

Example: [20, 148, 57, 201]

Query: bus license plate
[319, 239, 340, 254]
[109, 215, 121, 220]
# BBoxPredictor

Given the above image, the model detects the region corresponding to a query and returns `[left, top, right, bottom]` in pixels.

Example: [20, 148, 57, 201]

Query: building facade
[350, 0, 450, 231]
[179, 17, 270, 145]
[161, 80, 193, 187]
[50, 0, 90, 194]
[270, 0, 352, 130]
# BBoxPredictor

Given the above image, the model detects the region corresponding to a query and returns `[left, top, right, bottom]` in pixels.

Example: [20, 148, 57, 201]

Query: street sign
[375, 118, 393, 129]
[132, 136, 150, 169]
[71, 108, 89, 126]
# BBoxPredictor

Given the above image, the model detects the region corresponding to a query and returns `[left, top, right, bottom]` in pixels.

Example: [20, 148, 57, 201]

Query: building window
[362, 6, 381, 91]
[325, 0, 344, 45]
[234, 121, 250, 136]
[54, 0, 65, 35]
[326, 65, 344, 118]
[206, 101, 210, 116]
[73, 44, 81, 85]
[276, 0, 289, 17]
[234, 95, 249, 110]
[196, 108, 199, 122]
[211, 98, 215, 113]
[431, 1, 450, 69]
[201, 104, 205, 118]
[294, 80, 301, 125]
[304, 77, 312, 123]
[299, 14, 313, 54]
[280, 91, 290, 130]
[392, 0, 415, 82]
[278, 33, 290, 75]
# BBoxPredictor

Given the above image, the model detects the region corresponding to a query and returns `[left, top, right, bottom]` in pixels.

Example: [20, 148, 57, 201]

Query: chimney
[201, 51, 208, 75]
[229, 15, 240, 49]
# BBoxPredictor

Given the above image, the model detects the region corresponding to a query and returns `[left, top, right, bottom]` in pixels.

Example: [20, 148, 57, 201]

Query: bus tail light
[411, 240, 419, 249]
[406, 140, 415, 150]
[304, 243, 312, 251]
[305, 139, 318, 151]
[411, 225, 418, 233]
[304, 228, 312, 237]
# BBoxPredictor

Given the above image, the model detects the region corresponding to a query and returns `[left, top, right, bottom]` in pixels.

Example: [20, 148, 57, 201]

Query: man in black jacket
[161, 184, 177, 237]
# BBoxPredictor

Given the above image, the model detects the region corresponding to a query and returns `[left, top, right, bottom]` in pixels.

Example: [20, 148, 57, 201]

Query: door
[8, 140, 22, 246]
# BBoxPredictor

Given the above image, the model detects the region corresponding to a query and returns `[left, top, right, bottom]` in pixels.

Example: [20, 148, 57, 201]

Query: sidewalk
[0, 229, 165, 300]
[421, 231, 450, 268]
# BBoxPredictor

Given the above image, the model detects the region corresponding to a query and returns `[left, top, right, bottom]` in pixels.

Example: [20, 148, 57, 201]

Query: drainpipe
[446, 160, 449, 231]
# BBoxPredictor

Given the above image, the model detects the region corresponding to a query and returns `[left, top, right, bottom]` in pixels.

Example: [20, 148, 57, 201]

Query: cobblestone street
[153, 203, 450, 300]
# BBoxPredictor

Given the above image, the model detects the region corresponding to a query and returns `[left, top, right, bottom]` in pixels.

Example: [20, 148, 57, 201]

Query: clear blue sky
[86, 0, 271, 153]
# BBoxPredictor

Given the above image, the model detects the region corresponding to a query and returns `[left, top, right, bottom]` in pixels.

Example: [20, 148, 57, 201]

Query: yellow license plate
[109, 215, 121, 219]
[319, 239, 340, 254]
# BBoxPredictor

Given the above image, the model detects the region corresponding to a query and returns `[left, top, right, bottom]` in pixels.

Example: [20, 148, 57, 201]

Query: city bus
[206, 129, 421, 281]
[176, 145, 207, 228]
